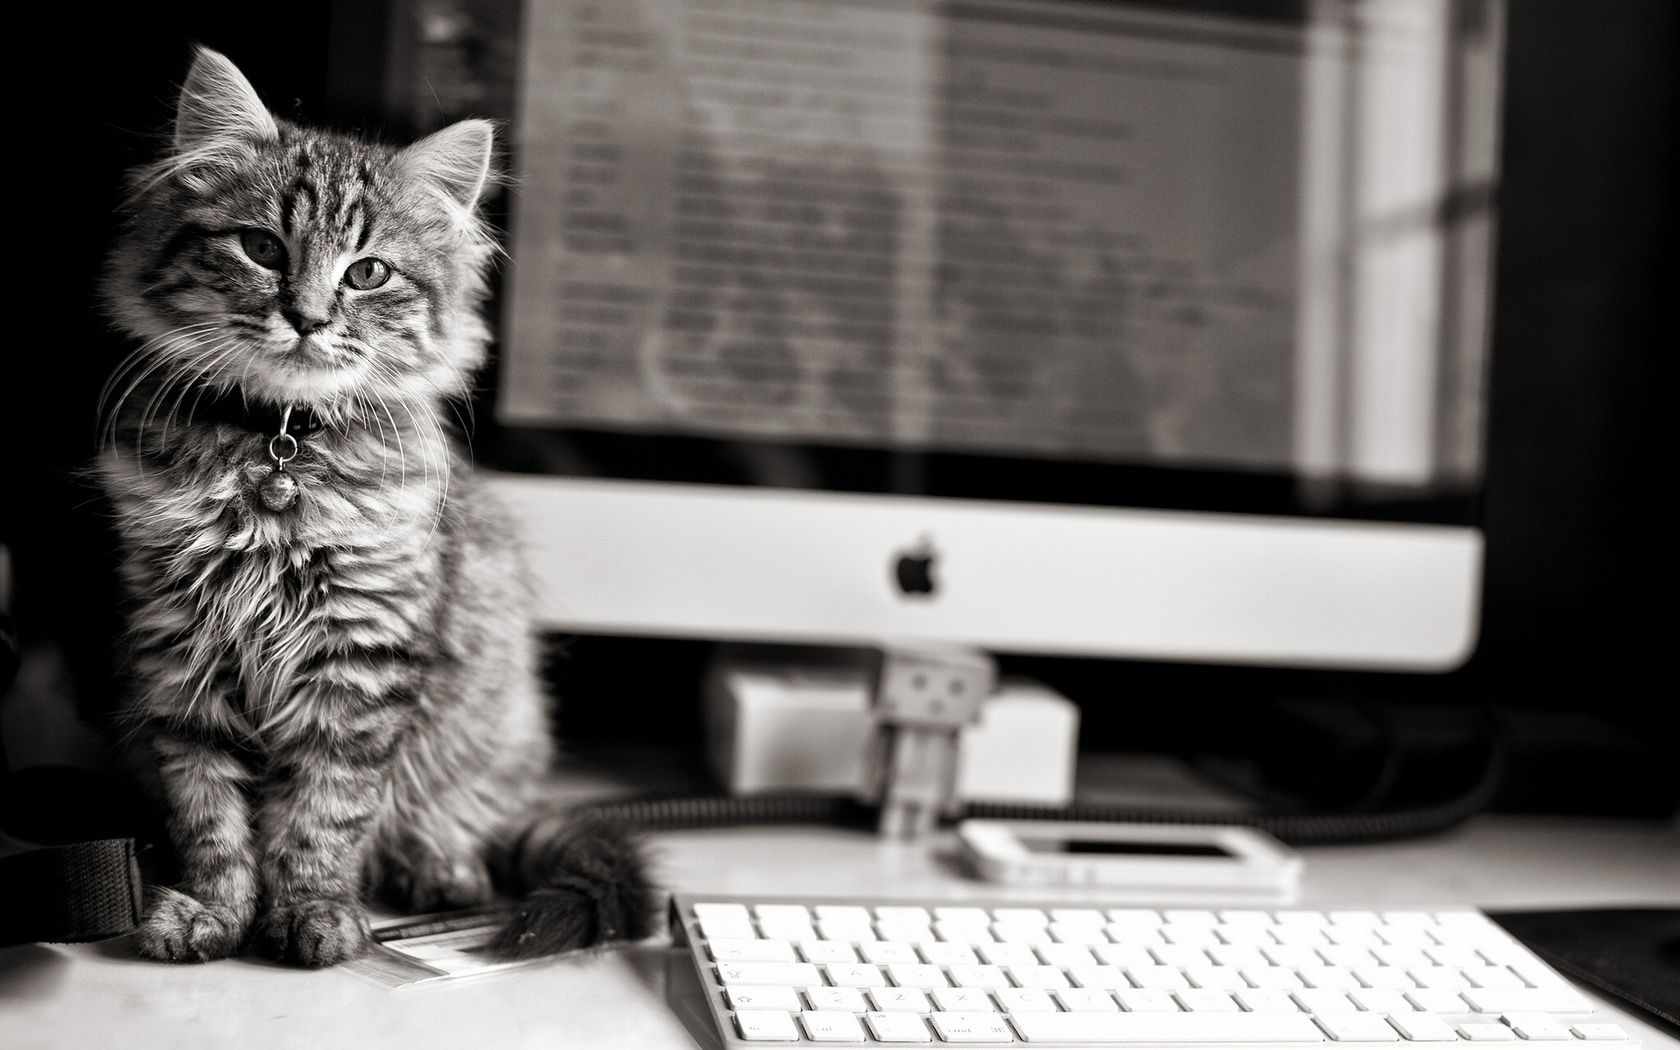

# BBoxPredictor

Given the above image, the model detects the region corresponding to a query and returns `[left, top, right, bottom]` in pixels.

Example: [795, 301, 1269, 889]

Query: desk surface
[3, 814, 1676, 1050]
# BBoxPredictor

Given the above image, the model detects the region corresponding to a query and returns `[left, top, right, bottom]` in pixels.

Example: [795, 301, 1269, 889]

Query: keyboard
[667, 894, 1637, 1047]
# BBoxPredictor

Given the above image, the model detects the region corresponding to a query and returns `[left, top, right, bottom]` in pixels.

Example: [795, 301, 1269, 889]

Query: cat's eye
[344, 258, 392, 291]
[240, 230, 286, 270]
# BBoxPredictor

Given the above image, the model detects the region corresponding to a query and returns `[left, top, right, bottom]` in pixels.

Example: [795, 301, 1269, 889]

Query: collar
[195, 387, 328, 438]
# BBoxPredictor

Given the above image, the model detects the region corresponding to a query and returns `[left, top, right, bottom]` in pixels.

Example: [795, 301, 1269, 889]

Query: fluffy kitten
[97, 47, 653, 966]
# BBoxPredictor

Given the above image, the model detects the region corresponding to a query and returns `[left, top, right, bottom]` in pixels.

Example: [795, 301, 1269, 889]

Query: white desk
[2, 814, 1676, 1049]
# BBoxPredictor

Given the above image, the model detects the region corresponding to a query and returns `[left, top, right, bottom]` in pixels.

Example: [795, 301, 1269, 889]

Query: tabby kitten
[98, 48, 652, 967]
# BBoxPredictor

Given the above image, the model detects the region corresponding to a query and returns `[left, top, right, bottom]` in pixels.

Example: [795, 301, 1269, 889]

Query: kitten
[97, 47, 653, 967]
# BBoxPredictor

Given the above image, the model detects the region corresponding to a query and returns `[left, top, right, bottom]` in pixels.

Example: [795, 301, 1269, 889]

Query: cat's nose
[282, 307, 330, 335]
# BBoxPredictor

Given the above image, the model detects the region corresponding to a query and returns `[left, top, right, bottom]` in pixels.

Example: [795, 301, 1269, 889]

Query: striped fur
[98, 48, 646, 967]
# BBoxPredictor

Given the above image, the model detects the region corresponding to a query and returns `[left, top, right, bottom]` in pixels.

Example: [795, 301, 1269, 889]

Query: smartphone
[956, 820, 1302, 902]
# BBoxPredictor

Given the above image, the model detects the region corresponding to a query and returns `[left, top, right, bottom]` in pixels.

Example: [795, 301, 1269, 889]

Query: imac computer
[379, 0, 1502, 672]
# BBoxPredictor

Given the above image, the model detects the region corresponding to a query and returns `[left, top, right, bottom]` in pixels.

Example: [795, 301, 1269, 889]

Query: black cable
[573, 724, 1506, 847]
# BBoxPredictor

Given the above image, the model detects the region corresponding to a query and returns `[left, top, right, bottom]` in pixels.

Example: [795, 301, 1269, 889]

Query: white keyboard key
[949, 964, 1011, 989]
[1235, 989, 1302, 1013]
[1095, 943, 1155, 968]
[1387, 1013, 1460, 1042]
[1571, 1024, 1630, 1042]
[698, 915, 757, 940]
[711, 938, 797, 962]
[1266, 945, 1327, 967]
[1105, 924, 1164, 948]
[994, 908, 1049, 926]
[1011, 1012, 1326, 1043]
[1300, 965, 1362, 990]
[1316, 1012, 1401, 1042]
[1463, 966, 1526, 989]
[1069, 965, 1131, 990]
[800, 1009, 866, 1042]
[930, 1011, 1016, 1043]
[754, 903, 810, 922]
[1405, 989, 1468, 1013]
[1373, 947, 1430, 970]
[860, 940, 921, 965]
[725, 985, 801, 1011]
[1332, 912, 1383, 927]
[1220, 924, 1279, 946]
[818, 917, 876, 941]
[867, 1011, 935, 1043]
[1162, 923, 1222, 946]
[921, 941, 979, 967]
[1383, 912, 1435, 927]
[1007, 964, 1071, 989]
[1295, 990, 1358, 1015]
[735, 1009, 800, 1041]
[1115, 989, 1181, 1012]
[1165, 910, 1221, 926]
[758, 917, 817, 942]
[717, 961, 822, 986]
[1322, 947, 1378, 970]
[798, 939, 857, 964]
[1209, 940, 1270, 967]
[938, 907, 994, 927]
[888, 963, 951, 989]
[1127, 965, 1191, 989]
[993, 923, 1053, 947]
[979, 942, 1041, 967]
[1274, 927, 1331, 948]
[1355, 965, 1416, 990]
[1277, 911, 1331, 926]
[1410, 967, 1470, 990]
[877, 906, 933, 924]
[1153, 945, 1213, 968]
[1325, 927, 1382, 948]
[871, 987, 932, 1012]
[1107, 909, 1163, 926]
[936, 920, 996, 945]
[1378, 927, 1436, 948]
[1222, 910, 1275, 925]
[877, 919, 935, 942]
[1051, 922, 1111, 946]
[935, 987, 997, 1011]
[804, 985, 866, 1011]
[1186, 964, 1247, 989]
[826, 962, 887, 987]
[1177, 990, 1241, 1012]
[1425, 945, 1486, 968]
[996, 987, 1059, 1013]
[1038, 943, 1098, 968]
[1500, 1013, 1572, 1041]
[1053, 909, 1109, 926]
[1244, 966, 1305, 990]
[1349, 989, 1414, 1014]
[1458, 988, 1589, 1013]
[692, 901, 748, 918]
[1057, 987, 1121, 1012]
[1457, 1023, 1517, 1041]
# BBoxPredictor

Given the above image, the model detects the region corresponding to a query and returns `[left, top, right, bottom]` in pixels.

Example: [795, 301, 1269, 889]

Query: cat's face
[105, 48, 496, 413]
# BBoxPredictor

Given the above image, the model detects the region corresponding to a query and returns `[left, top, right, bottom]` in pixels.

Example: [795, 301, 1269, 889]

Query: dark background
[5, 1, 1674, 816]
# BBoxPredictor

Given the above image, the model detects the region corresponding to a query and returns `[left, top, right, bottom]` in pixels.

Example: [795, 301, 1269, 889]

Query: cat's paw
[383, 853, 495, 913]
[255, 896, 371, 967]
[135, 886, 251, 963]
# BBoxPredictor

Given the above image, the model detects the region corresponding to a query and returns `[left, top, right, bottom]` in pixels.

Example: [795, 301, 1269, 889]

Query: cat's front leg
[254, 699, 407, 967]
[137, 727, 261, 962]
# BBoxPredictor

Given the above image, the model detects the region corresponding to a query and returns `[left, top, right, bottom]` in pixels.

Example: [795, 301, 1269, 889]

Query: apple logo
[893, 537, 937, 598]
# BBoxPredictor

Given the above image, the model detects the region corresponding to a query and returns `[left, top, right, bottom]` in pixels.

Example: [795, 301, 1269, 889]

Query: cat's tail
[487, 809, 658, 960]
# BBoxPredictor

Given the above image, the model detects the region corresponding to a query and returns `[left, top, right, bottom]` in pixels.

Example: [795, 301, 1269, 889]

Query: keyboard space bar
[1013, 1014, 1327, 1044]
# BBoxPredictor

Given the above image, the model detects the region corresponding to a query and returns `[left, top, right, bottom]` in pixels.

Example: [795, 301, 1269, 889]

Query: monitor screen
[385, 0, 1498, 524]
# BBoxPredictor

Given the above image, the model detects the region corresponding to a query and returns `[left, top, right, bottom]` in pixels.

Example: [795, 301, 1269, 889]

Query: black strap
[0, 838, 143, 945]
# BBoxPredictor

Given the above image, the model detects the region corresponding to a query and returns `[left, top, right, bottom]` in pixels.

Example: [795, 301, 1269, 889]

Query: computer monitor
[381, 0, 1502, 671]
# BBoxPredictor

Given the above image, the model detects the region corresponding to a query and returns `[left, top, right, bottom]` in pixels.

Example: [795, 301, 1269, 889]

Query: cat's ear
[174, 46, 277, 153]
[402, 119, 495, 211]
